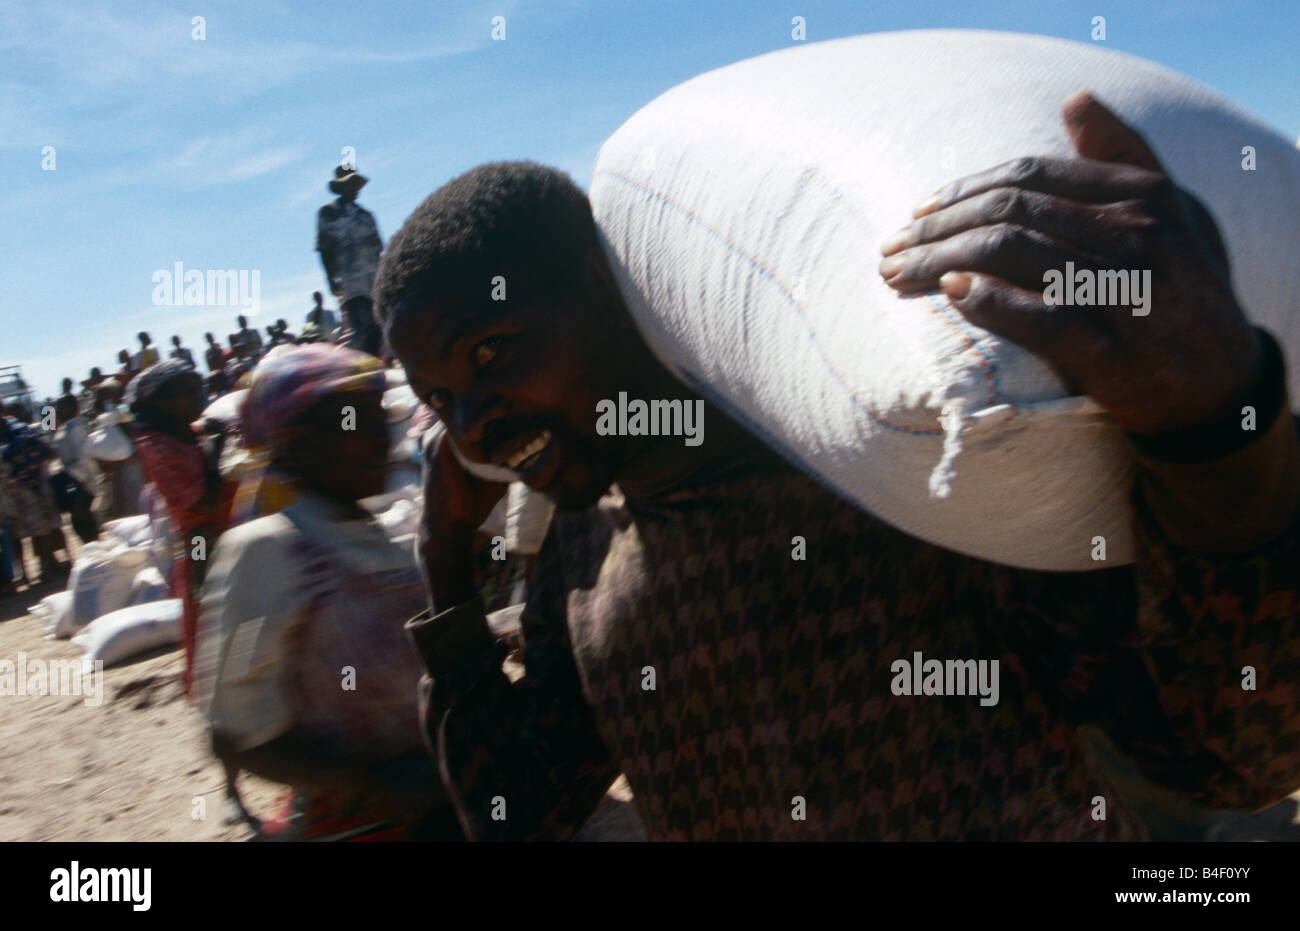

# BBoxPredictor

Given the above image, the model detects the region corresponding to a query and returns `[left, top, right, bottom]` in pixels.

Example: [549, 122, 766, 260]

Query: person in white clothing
[53, 394, 99, 542]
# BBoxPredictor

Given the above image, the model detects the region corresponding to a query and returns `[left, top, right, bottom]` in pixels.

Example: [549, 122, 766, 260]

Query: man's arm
[319, 252, 340, 294]
[316, 208, 342, 296]
[877, 91, 1300, 809]
[1117, 338, 1300, 809]
[408, 590, 620, 841]
[408, 427, 618, 840]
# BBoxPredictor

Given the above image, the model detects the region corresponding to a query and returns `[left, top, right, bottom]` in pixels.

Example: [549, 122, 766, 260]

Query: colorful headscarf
[242, 344, 385, 453]
[124, 358, 196, 408]
[232, 344, 386, 523]
[124, 358, 200, 431]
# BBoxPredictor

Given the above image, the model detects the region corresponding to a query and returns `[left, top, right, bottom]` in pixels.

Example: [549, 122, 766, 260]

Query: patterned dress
[0, 417, 61, 538]
[134, 428, 234, 696]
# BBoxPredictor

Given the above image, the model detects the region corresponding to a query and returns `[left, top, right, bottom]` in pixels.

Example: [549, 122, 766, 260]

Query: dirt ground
[0, 525, 643, 842]
[0, 571, 281, 841]
[1, 524, 1295, 843]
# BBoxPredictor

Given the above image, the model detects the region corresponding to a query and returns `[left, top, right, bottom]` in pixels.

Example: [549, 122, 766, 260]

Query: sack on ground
[129, 566, 170, 605]
[102, 514, 152, 548]
[33, 590, 74, 640]
[63, 542, 149, 637]
[71, 599, 183, 671]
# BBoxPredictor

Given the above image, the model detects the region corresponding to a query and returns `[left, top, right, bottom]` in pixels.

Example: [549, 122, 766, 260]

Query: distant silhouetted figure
[170, 335, 196, 368]
[204, 333, 227, 373]
[133, 332, 160, 371]
[317, 165, 383, 356]
[232, 315, 263, 360]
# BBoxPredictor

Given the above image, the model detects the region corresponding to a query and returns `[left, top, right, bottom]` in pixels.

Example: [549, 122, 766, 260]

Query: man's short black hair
[374, 161, 598, 329]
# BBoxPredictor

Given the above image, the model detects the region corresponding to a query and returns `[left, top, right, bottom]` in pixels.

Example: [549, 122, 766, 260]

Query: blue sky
[3, 0, 1296, 398]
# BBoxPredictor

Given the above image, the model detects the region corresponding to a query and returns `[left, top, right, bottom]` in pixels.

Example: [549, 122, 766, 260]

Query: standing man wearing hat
[317, 164, 384, 357]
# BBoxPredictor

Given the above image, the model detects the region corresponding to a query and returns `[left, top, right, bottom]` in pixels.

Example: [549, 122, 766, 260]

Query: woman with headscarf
[126, 359, 235, 697]
[0, 406, 68, 583]
[194, 344, 457, 840]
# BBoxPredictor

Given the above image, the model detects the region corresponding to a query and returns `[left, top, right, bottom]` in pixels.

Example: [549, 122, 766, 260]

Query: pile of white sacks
[29, 514, 183, 674]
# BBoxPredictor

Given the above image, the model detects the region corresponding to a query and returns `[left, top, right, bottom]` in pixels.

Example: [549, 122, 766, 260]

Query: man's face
[390, 280, 644, 510]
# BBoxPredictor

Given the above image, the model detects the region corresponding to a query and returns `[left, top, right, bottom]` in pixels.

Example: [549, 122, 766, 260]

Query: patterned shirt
[0, 416, 52, 490]
[408, 336, 1300, 841]
[316, 199, 383, 302]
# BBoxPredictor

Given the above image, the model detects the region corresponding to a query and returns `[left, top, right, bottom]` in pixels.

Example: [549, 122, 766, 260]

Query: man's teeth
[503, 430, 552, 470]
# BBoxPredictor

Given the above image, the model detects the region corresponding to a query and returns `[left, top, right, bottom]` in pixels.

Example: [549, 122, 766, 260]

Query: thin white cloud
[2, 3, 492, 104]
[152, 130, 303, 187]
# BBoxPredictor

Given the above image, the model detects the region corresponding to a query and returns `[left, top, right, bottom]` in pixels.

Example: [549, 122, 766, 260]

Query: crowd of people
[4, 93, 1300, 844]
[1, 162, 556, 840]
[0, 305, 348, 584]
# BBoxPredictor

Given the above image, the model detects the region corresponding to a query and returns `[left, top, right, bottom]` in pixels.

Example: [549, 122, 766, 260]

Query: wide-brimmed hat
[328, 164, 368, 194]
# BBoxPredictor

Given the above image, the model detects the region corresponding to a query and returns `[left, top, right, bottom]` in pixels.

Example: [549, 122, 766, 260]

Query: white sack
[129, 566, 170, 605]
[102, 514, 152, 549]
[202, 389, 247, 429]
[87, 422, 133, 462]
[71, 599, 183, 671]
[33, 591, 74, 640]
[63, 542, 149, 636]
[590, 30, 1300, 570]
